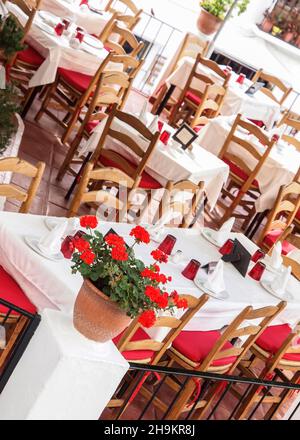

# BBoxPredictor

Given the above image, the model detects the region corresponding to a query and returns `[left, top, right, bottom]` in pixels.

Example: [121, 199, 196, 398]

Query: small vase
[282, 32, 294, 43]
[73, 279, 131, 343]
[197, 8, 223, 36]
[260, 18, 273, 33]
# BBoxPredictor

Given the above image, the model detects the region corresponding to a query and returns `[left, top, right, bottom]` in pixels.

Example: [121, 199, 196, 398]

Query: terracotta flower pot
[73, 279, 131, 343]
[197, 8, 222, 36]
[282, 32, 294, 43]
[261, 18, 274, 33]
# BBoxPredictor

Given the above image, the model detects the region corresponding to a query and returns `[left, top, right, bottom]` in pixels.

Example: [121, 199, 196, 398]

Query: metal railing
[0, 298, 41, 394]
[106, 362, 300, 421]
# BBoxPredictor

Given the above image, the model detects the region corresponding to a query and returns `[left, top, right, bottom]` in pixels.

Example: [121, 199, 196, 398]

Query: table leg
[246, 210, 268, 240]
[21, 86, 42, 119]
[155, 84, 176, 116]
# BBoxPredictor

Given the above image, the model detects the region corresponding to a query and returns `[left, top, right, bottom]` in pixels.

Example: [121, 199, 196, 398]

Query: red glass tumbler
[61, 235, 75, 259]
[236, 74, 246, 85]
[182, 259, 201, 281]
[160, 130, 171, 145]
[54, 22, 65, 36]
[248, 262, 266, 281]
[76, 30, 84, 43]
[158, 234, 177, 256]
[62, 18, 70, 30]
[158, 120, 164, 133]
[219, 239, 234, 256]
[251, 249, 265, 263]
[73, 230, 86, 240]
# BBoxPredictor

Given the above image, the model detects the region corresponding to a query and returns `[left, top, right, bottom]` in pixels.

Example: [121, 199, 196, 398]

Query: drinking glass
[62, 18, 71, 30]
[236, 73, 246, 86]
[55, 22, 65, 36]
[73, 230, 86, 240]
[219, 239, 234, 256]
[182, 259, 201, 281]
[158, 121, 164, 133]
[61, 236, 75, 259]
[160, 130, 171, 146]
[76, 30, 84, 43]
[251, 249, 265, 263]
[248, 262, 266, 281]
[158, 235, 177, 255]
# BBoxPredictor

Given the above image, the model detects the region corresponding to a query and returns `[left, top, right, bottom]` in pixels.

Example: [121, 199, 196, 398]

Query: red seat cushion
[17, 45, 44, 66]
[172, 330, 237, 367]
[296, 209, 300, 221]
[0, 266, 37, 315]
[185, 91, 202, 106]
[248, 119, 265, 128]
[113, 327, 154, 361]
[255, 324, 300, 362]
[99, 154, 162, 190]
[58, 68, 93, 93]
[263, 230, 296, 255]
[223, 158, 259, 188]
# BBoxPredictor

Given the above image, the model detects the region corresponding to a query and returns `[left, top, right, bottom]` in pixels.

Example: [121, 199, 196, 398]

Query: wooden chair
[252, 69, 293, 106]
[6, 0, 44, 111]
[104, 0, 143, 31]
[282, 256, 300, 281]
[217, 114, 276, 227]
[168, 54, 229, 127]
[277, 111, 300, 152]
[149, 301, 286, 420]
[256, 181, 300, 255]
[235, 323, 300, 420]
[151, 33, 209, 114]
[57, 68, 137, 182]
[35, 52, 140, 146]
[99, 19, 144, 57]
[0, 157, 45, 213]
[154, 180, 205, 228]
[107, 293, 209, 414]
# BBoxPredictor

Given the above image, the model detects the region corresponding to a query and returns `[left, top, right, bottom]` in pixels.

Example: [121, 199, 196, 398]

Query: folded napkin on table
[213, 217, 235, 246]
[271, 265, 291, 297]
[149, 210, 181, 241]
[139, 101, 148, 125]
[38, 220, 67, 254]
[147, 115, 159, 134]
[269, 242, 283, 269]
[203, 260, 226, 294]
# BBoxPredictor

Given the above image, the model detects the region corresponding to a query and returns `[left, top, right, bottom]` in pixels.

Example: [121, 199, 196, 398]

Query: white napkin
[269, 242, 283, 270]
[139, 101, 148, 125]
[271, 265, 291, 297]
[147, 115, 159, 134]
[214, 217, 235, 246]
[203, 260, 226, 294]
[38, 220, 67, 254]
[66, 217, 80, 236]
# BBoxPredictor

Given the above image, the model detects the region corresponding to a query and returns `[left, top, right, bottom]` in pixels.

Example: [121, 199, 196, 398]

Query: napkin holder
[222, 239, 251, 278]
[245, 82, 265, 96]
[172, 123, 198, 150]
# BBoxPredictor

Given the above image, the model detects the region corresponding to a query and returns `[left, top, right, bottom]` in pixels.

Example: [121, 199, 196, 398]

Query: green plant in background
[0, 84, 20, 154]
[0, 15, 24, 57]
[200, 0, 250, 20]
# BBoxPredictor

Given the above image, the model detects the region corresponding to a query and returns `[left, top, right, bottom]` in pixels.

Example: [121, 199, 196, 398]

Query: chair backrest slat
[252, 69, 293, 106]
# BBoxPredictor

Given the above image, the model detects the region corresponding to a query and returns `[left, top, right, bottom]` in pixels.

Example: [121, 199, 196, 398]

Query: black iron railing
[107, 362, 300, 421]
[0, 298, 41, 394]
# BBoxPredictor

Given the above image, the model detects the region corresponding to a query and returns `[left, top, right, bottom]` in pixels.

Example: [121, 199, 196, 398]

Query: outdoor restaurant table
[0, 212, 299, 335]
[164, 57, 282, 129]
[6, 2, 117, 88]
[81, 113, 230, 210]
[196, 115, 300, 213]
[0, 309, 129, 420]
[40, 0, 111, 35]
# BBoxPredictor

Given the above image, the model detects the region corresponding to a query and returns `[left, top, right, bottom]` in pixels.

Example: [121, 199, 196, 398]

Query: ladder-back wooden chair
[107, 293, 209, 414]
[6, 0, 44, 111]
[104, 0, 143, 31]
[282, 256, 300, 281]
[256, 181, 300, 255]
[0, 157, 45, 213]
[277, 111, 300, 152]
[217, 114, 276, 227]
[154, 180, 205, 228]
[100, 20, 144, 57]
[57, 67, 137, 182]
[252, 69, 293, 106]
[155, 301, 286, 420]
[235, 324, 300, 419]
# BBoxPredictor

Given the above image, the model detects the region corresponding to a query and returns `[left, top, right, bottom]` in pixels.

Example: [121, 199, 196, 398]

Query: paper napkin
[269, 242, 283, 270]
[271, 265, 291, 297]
[38, 220, 68, 254]
[203, 260, 226, 294]
[214, 217, 235, 246]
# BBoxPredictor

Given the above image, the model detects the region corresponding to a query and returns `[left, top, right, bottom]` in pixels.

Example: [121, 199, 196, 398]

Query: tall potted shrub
[197, 0, 250, 36]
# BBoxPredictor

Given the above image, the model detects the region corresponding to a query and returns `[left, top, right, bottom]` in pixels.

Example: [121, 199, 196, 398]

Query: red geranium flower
[80, 215, 98, 229]
[176, 298, 188, 309]
[151, 249, 168, 263]
[139, 310, 156, 328]
[145, 285, 161, 302]
[156, 292, 169, 308]
[80, 249, 95, 265]
[74, 237, 90, 252]
[105, 233, 125, 248]
[130, 226, 150, 244]
[111, 245, 128, 261]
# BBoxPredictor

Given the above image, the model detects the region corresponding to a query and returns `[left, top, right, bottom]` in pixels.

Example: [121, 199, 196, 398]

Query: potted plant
[197, 0, 250, 36]
[0, 84, 20, 154]
[282, 22, 297, 43]
[69, 216, 188, 343]
[260, 8, 275, 33]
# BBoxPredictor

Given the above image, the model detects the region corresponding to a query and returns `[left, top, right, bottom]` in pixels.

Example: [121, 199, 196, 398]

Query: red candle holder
[158, 121, 164, 133]
[160, 130, 171, 146]
[61, 235, 75, 259]
[54, 22, 65, 36]
[158, 234, 177, 256]
[248, 262, 266, 281]
[236, 73, 246, 85]
[76, 30, 85, 43]
[219, 239, 234, 256]
[62, 18, 71, 30]
[251, 249, 265, 263]
[182, 259, 201, 281]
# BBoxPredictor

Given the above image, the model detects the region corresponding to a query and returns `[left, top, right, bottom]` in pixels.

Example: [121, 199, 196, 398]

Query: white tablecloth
[166, 57, 282, 130]
[40, 0, 111, 35]
[7, 2, 114, 87]
[0, 309, 128, 420]
[0, 114, 24, 210]
[196, 116, 300, 213]
[81, 113, 229, 210]
[0, 212, 299, 334]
